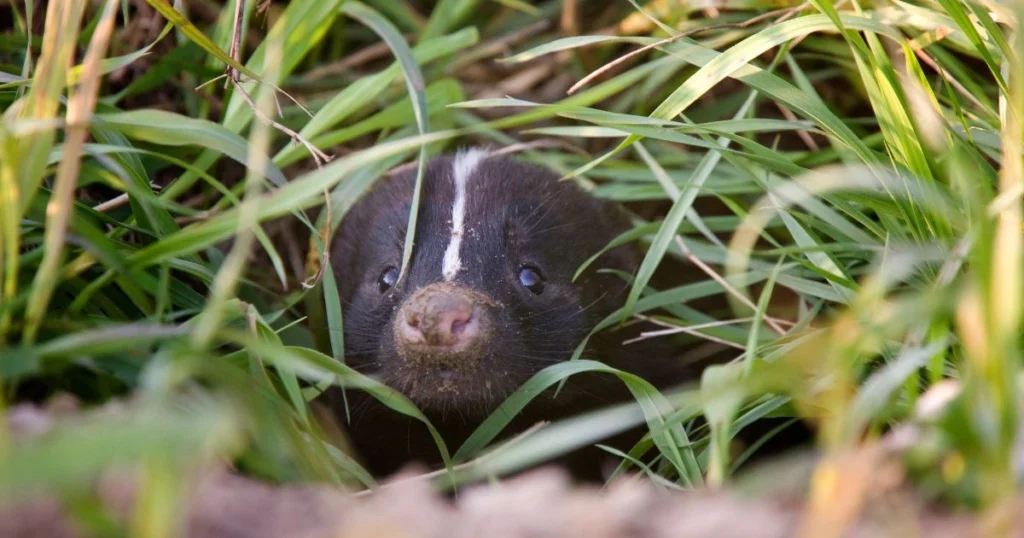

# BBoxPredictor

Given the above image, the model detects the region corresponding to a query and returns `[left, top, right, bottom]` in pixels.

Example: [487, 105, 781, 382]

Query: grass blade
[621, 92, 756, 322]
[23, 0, 118, 343]
[341, 1, 431, 283]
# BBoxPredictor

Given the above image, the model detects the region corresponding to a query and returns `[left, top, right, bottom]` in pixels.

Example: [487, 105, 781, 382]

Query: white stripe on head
[442, 147, 488, 281]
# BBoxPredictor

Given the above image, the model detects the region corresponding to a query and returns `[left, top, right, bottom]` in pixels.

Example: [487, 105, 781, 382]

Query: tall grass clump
[1, 0, 1023, 533]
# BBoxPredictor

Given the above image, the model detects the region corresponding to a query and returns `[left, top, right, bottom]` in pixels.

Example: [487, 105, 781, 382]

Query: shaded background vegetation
[1, 0, 1023, 533]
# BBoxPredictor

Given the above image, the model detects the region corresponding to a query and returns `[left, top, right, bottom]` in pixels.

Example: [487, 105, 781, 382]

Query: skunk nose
[397, 287, 481, 349]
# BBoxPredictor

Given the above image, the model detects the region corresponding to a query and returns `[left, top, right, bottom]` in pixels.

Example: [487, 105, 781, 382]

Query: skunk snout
[399, 290, 478, 347]
[393, 283, 495, 369]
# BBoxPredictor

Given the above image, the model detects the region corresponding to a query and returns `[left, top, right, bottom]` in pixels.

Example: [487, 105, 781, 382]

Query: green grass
[1, 0, 1022, 530]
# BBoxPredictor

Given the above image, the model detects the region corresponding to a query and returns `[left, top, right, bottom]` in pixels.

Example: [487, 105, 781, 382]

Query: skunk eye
[378, 266, 399, 293]
[518, 266, 545, 294]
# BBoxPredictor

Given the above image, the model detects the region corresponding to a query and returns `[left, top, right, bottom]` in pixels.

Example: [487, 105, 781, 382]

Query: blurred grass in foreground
[1, 0, 1023, 532]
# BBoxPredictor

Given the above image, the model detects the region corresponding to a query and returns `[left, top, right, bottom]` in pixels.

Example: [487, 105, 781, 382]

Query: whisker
[524, 189, 571, 236]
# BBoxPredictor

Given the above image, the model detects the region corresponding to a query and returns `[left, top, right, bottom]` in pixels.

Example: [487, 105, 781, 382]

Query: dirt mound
[0, 397, 1006, 538]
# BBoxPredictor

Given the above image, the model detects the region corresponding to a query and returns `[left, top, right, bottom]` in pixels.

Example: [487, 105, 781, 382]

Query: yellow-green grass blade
[141, 0, 264, 82]
[67, 130, 455, 312]
[16, 0, 88, 215]
[171, 0, 348, 195]
[23, 0, 119, 344]
[271, 28, 478, 169]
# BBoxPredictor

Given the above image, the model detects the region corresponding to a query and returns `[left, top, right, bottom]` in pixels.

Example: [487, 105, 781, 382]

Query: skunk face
[332, 149, 638, 416]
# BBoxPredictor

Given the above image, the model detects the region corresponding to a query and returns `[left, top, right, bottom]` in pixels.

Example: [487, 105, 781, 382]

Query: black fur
[324, 152, 703, 480]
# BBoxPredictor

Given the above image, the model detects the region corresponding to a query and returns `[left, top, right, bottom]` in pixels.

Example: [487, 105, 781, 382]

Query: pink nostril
[449, 310, 473, 339]
[432, 305, 475, 346]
